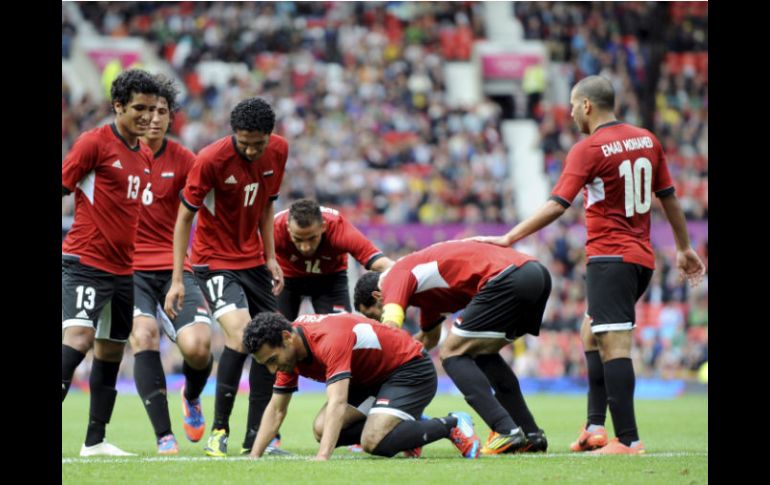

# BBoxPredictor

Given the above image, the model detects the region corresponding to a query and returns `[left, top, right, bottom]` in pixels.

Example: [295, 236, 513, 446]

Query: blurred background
[62, 1, 707, 397]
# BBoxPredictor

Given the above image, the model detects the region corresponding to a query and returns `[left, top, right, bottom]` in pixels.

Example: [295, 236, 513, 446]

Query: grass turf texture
[63, 392, 707, 485]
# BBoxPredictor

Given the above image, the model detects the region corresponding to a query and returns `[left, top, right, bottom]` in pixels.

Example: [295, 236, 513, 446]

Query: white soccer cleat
[79, 441, 136, 457]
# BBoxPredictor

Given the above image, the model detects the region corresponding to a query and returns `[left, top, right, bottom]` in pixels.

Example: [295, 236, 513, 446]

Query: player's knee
[130, 325, 160, 351]
[179, 338, 211, 367]
[93, 341, 125, 362]
[312, 413, 325, 442]
[63, 327, 95, 353]
[359, 433, 381, 454]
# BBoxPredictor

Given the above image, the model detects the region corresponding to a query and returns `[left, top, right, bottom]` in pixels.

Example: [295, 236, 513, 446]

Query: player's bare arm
[260, 202, 284, 295]
[472, 199, 566, 246]
[164, 204, 195, 318]
[658, 193, 706, 286]
[249, 392, 292, 458]
[314, 379, 350, 461]
[370, 257, 395, 272]
[415, 325, 442, 351]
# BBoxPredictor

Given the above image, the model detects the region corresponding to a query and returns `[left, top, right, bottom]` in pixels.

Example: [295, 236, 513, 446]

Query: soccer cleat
[181, 385, 205, 443]
[447, 411, 481, 459]
[402, 447, 422, 458]
[157, 434, 179, 455]
[480, 428, 527, 455]
[503, 429, 548, 453]
[591, 438, 645, 455]
[348, 444, 364, 453]
[79, 441, 136, 457]
[569, 425, 608, 452]
[204, 428, 228, 457]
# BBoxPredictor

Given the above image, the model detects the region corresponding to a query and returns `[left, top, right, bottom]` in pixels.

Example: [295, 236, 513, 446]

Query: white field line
[63, 451, 708, 464]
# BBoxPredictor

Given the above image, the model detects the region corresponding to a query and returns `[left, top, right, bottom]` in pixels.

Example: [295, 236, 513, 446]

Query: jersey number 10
[618, 157, 652, 217]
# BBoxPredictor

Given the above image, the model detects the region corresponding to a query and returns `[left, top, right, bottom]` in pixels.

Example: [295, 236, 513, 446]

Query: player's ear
[372, 290, 382, 302]
[282, 329, 293, 344]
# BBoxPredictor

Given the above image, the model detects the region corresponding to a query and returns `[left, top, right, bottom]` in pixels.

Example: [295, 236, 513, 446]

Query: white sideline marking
[63, 451, 707, 464]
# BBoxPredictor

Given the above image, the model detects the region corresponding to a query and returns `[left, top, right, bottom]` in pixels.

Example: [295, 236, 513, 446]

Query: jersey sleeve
[265, 138, 288, 201]
[550, 142, 592, 207]
[180, 156, 215, 211]
[273, 370, 299, 393]
[653, 138, 675, 197]
[333, 217, 383, 268]
[62, 132, 101, 193]
[380, 268, 419, 310]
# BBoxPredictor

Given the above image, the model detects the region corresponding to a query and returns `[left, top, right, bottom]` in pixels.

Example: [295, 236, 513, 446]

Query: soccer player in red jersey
[243, 312, 481, 460]
[61, 69, 159, 456]
[164, 97, 288, 457]
[128, 75, 213, 455]
[474, 75, 706, 454]
[274, 199, 393, 320]
[354, 240, 551, 455]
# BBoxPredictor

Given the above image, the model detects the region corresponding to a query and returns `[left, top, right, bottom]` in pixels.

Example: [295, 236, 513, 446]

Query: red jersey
[62, 124, 153, 275]
[274, 313, 425, 392]
[380, 240, 536, 330]
[274, 206, 384, 278]
[134, 138, 196, 271]
[551, 122, 674, 269]
[181, 135, 288, 270]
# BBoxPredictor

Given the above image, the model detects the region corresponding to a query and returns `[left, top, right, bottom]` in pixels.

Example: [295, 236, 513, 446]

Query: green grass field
[62, 392, 707, 485]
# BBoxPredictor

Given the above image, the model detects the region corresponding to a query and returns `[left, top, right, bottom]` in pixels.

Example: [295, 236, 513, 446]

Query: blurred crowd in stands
[63, 2, 707, 383]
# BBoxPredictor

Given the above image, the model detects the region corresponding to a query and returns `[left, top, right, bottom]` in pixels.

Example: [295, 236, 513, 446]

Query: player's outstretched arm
[470, 199, 566, 246]
[659, 194, 706, 287]
[249, 392, 292, 458]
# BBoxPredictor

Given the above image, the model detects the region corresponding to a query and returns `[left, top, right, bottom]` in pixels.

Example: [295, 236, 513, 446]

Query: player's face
[235, 130, 271, 161]
[145, 97, 170, 142]
[357, 300, 383, 321]
[114, 93, 158, 139]
[255, 339, 296, 375]
[569, 89, 590, 135]
[288, 219, 326, 257]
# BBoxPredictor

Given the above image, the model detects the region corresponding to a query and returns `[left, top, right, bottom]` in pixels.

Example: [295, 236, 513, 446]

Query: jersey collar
[110, 123, 141, 151]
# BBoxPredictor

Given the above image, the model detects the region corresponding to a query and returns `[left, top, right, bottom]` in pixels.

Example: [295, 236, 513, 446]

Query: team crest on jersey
[161, 172, 174, 178]
[111, 160, 123, 169]
[225, 175, 237, 184]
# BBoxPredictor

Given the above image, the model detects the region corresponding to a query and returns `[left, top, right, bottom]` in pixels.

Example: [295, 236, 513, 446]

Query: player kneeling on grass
[243, 312, 481, 460]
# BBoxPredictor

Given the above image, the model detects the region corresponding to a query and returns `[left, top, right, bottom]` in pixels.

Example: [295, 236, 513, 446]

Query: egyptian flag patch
[262, 170, 274, 177]
[161, 172, 174, 178]
[332, 305, 346, 313]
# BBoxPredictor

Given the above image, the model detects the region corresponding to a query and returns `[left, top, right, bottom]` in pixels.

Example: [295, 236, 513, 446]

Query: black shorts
[193, 265, 277, 320]
[586, 258, 653, 333]
[278, 271, 351, 320]
[62, 255, 133, 342]
[351, 352, 437, 421]
[133, 270, 212, 342]
[452, 261, 551, 341]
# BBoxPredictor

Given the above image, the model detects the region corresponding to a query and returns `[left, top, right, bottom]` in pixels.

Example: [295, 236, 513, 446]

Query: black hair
[243, 312, 292, 354]
[573, 75, 615, 111]
[153, 73, 180, 116]
[230, 97, 276, 134]
[110, 69, 159, 110]
[289, 199, 323, 228]
[353, 272, 381, 311]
